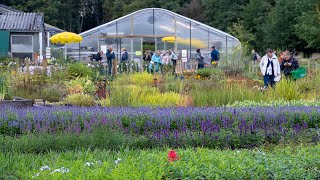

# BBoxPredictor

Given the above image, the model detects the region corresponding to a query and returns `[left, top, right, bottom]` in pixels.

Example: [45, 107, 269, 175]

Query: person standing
[95, 51, 104, 75]
[280, 50, 299, 78]
[252, 49, 260, 64]
[160, 50, 169, 65]
[210, 46, 220, 63]
[260, 48, 281, 88]
[143, 49, 153, 72]
[168, 49, 177, 76]
[106, 46, 115, 75]
[95, 51, 103, 62]
[121, 48, 128, 62]
[121, 48, 129, 73]
[149, 50, 162, 74]
[195, 49, 205, 69]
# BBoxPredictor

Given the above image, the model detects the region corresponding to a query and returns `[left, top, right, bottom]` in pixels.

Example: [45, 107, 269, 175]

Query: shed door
[0, 31, 9, 57]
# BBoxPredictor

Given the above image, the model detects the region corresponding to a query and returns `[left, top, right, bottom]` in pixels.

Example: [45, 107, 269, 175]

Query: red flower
[168, 150, 180, 162]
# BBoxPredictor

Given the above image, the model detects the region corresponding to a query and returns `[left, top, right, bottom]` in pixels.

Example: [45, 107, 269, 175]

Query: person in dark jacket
[195, 49, 205, 69]
[95, 51, 103, 62]
[280, 51, 299, 77]
[121, 48, 128, 62]
[106, 46, 115, 75]
[210, 46, 220, 63]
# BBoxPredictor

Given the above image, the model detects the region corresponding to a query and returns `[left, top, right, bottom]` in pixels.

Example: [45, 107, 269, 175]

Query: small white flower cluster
[115, 158, 122, 165]
[233, 150, 241, 155]
[32, 165, 52, 178]
[50, 167, 70, 174]
[84, 160, 103, 167]
[32, 173, 40, 178]
[40, 166, 51, 171]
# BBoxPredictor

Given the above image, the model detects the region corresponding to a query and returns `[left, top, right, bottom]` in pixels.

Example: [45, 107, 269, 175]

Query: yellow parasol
[162, 36, 206, 49]
[50, 32, 83, 60]
[50, 32, 82, 44]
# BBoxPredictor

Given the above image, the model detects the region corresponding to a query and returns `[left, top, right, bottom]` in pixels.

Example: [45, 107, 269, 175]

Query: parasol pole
[65, 44, 67, 62]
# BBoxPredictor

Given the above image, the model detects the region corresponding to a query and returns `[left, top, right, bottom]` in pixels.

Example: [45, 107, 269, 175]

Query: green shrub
[65, 77, 96, 95]
[67, 62, 94, 79]
[0, 126, 127, 153]
[196, 68, 224, 79]
[107, 84, 188, 107]
[191, 80, 264, 106]
[268, 79, 302, 101]
[64, 93, 95, 106]
[41, 84, 66, 102]
[109, 85, 133, 106]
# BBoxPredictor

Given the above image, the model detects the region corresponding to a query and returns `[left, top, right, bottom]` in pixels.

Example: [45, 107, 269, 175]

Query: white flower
[50, 167, 69, 174]
[84, 162, 94, 166]
[40, 166, 51, 171]
[115, 158, 122, 164]
[236, 150, 240, 153]
[95, 160, 102, 165]
[32, 173, 40, 178]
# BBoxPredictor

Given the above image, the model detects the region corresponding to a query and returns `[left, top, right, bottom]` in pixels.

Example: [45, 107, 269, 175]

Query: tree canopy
[1, 0, 319, 53]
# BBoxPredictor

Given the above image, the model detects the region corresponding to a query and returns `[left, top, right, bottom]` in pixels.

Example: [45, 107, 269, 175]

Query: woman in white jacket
[260, 48, 281, 88]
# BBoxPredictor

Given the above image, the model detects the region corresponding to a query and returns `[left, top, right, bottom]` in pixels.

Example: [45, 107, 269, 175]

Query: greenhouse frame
[68, 8, 241, 67]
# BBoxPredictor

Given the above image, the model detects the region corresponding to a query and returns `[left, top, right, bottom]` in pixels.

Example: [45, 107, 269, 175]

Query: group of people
[259, 48, 299, 89]
[143, 49, 178, 74]
[94, 46, 129, 75]
[93, 45, 221, 75]
[145, 45, 220, 74]
[195, 46, 220, 69]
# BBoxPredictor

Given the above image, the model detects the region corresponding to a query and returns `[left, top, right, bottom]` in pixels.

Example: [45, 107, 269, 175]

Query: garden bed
[0, 97, 33, 108]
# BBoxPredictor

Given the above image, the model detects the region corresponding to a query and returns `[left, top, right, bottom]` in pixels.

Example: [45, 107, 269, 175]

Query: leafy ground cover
[1, 145, 320, 179]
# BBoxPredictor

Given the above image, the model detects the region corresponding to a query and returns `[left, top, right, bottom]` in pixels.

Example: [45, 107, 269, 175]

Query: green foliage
[65, 77, 96, 95]
[41, 84, 66, 102]
[228, 20, 255, 50]
[191, 79, 264, 106]
[1, 145, 320, 179]
[0, 73, 12, 100]
[295, 2, 320, 49]
[196, 67, 224, 79]
[228, 99, 320, 107]
[241, 0, 273, 51]
[203, 0, 249, 31]
[64, 93, 95, 106]
[0, 58, 17, 69]
[107, 84, 187, 107]
[0, 127, 127, 153]
[67, 63, 94, 79]
[268, 79, 302, 101]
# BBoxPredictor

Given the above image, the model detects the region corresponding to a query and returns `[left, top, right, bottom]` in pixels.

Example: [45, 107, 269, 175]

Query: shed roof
[0, 12, 44, 32]
[0, 4, 64, 32]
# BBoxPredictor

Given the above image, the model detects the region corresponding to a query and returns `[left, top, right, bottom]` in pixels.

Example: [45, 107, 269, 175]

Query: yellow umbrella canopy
[50, 32, 83, 44]
[162, 36, 206, 49]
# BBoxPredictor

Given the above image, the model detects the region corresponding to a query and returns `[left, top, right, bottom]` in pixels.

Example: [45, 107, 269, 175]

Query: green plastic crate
[290, 67, 306, 80]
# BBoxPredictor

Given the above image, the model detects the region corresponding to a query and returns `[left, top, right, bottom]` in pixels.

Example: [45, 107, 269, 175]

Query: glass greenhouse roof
[68, 8, 241, 62]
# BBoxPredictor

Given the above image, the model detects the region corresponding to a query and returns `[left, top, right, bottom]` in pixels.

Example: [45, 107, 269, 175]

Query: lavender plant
[0, 105, 319, 149]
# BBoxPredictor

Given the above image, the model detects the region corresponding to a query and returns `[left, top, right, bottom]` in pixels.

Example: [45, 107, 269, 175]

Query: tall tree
[262, 0, 308, 51]
[203, 0, 249, 31]
[242, 0, 274, 52]
[295, 1, 320, 50]
[179, 0, 205, 22]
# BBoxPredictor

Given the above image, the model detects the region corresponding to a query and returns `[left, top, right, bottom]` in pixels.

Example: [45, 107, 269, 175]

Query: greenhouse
[68, 8, 241, 67]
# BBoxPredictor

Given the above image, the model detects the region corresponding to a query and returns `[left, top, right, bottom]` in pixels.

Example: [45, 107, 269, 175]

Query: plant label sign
[182, 50, 187, 58]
